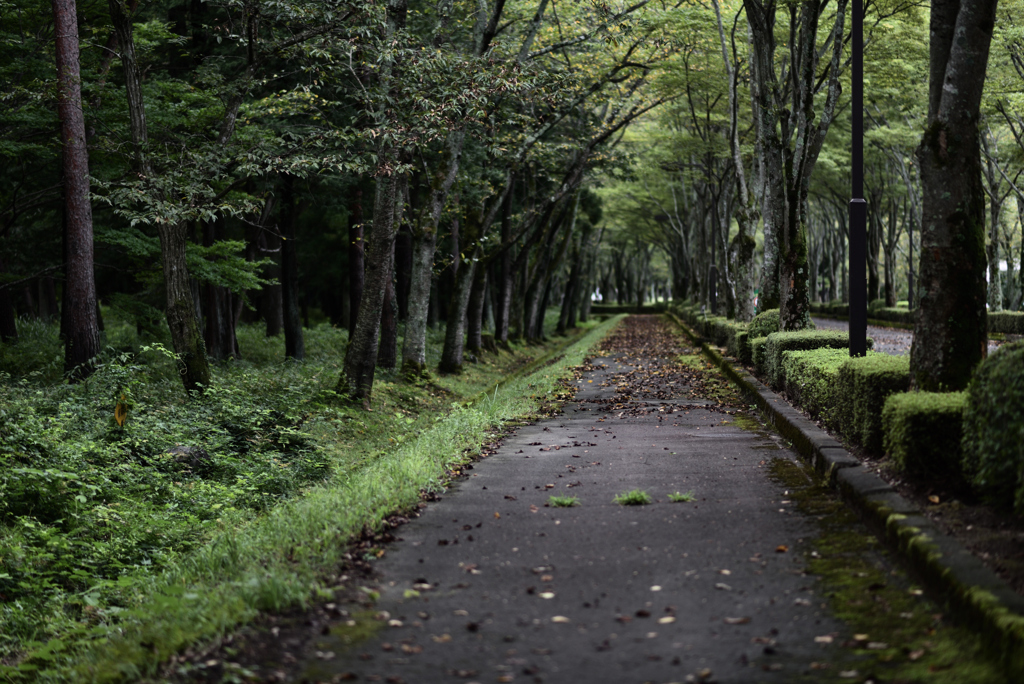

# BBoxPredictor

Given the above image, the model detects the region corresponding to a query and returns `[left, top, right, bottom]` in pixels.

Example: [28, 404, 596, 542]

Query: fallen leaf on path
[431, 634, 452, 643]
[928, 495, 940, 504]
[551, 616, 570, 623]
[539, 592, 555, 599]
[715, 583, 732, 591]
[815, 635, 834, 644]
[775, 545, 789, 553]
[650, 585, 662, 591]
[658, 616, 676, 624]
[493, 512, 501, 519]
[724, 616, 751, 625]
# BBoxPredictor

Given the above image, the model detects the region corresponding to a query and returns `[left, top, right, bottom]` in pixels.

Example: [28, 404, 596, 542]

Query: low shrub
[748, 309, 780, 339]
[751, 336, 770, 373]
[780, 348, 851, 428]
[734, 330, 752, 364]
[868, 298, 887, 314]
[961, 341, 1024, 512]
[988, 311, 1024, 335]
[763, 330, 853, 389]
[872, 307, 916, 326]
[837, 354, 911, 453]
[883, 392, 966, 479]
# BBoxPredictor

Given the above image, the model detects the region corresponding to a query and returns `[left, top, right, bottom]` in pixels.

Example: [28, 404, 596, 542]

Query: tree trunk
[203, 221, 238, 360]
[54, 0, 100, 378]
[400, 228, 436, 377]
[466, 261, 488, 354]
[280, 176, 305, 360]
[493, 175, 516, 344]
[348, 188, 364, 337]
[395, 224, 412, 320]
[108, 0, 209, 392]
[262, 226, 284, 336]
[378, 276, 397, 368]
[400, 131, 463, 377]
[0, 258, 18, 342]
[439, 245, 479, 373]
[910, 0, 995, 391]
[342, 170, 402, 401]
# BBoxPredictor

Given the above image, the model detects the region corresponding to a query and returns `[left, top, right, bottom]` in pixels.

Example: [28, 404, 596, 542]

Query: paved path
[812, 316, 1003, 356]
[293, 317, 867, 683]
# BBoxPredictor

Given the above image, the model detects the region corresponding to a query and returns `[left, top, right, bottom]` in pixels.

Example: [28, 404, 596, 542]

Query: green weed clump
[668, 491, 694, 503]
[613, 489, 653, 506]
[548, 495, 578, 508]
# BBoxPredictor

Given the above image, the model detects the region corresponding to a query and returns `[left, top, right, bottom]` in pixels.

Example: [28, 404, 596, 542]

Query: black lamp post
[849, 0, 867, 357]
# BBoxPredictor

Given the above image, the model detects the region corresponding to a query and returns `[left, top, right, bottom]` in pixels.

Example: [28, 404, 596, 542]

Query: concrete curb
[667, 311, 1024, 680]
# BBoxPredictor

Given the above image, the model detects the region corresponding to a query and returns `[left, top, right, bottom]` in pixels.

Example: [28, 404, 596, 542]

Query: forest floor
[181, 316, 1007, 684]
[806, 317, 1024, 600]
[0, 309, 605, 681]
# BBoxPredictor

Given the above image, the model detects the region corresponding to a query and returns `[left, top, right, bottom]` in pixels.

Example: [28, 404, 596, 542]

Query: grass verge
[4, 313, 623, 683]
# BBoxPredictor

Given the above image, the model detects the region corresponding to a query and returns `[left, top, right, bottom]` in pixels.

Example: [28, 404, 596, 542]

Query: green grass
[613, 489, 653, 506]
[0, 309, 623, 682]
[667, 491, 694, 503]
[548, 495, 579, 507]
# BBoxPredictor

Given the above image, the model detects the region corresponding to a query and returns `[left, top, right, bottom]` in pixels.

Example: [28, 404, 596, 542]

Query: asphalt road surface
[295, 317, 869, 683]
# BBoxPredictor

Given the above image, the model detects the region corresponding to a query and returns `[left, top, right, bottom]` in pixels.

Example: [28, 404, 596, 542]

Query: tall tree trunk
[342, 170, 403, 401]
[378, 276, 397, 368]
[203, 221, 238, 360]
[439, 245, 479, 373]
[348, 188, 364, 337]
[108, 0, 209, 392]
[280, 176, 304, 360]
[911, 0, 995, 391]
[54, 0, 100, 378]
[400, 228, 436, 377]
[395, 224, 412, 320]
[400, 131, 463, 377]
[0, 258, 17, 342]
[493, 175, 516, 345]
[262, 227, 284, 336]
[466, 261, 488, 354]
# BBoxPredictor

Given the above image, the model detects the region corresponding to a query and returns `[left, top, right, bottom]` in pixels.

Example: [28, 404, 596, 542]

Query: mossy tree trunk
[280, 175, 304, 361]
[911, 0, 996, 391]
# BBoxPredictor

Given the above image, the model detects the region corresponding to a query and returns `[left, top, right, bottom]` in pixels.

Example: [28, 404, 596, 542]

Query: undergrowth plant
[0, 306, 622, 681]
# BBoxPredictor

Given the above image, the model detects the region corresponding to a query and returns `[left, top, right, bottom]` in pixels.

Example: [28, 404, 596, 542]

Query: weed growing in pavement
[668, 491, 695, 502]
[548, 495, 579, 507]
[613, 489, 653, 506]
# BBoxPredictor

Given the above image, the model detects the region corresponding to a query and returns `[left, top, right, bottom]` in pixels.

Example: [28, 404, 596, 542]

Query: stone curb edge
[667, 311, 1024, 680]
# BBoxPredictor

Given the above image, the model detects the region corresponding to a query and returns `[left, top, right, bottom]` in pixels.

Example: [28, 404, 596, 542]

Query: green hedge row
[882, 392, 966, 478]
[673, 300, 1024, 512]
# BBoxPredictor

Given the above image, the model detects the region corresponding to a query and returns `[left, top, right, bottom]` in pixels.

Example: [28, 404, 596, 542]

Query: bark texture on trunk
[911, 0, 996, 391]
[400, 228, 436, 377]
[55, 0, 100, 378]
[0, 258, 18, 342]
[493, 175, 516, 344]
[203, 221, 238, 360]
[438, 247, 477, 373]
[348, 189, 365, 337]
[378, 276, 397, 368]
[466, 262, 487, 353]
[280, 176, 305, 360]
[341, 170, 403, 401]
[400, 131, 463, 377]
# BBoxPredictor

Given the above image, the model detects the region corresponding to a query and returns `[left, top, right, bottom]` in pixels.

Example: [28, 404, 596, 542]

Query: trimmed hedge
[751, 336, 770, 372]
[873, 307, 916, 326]
[810, 300, 850, 317]
[988, 311, 1024, 335]
[748, 309, 780, 338]
[781, 348, 850, 428]
[961, 341, 1024, 512]
[883, 392, 966, 478]
[868, 298, 887, 314]
[763, 330, 854, 389]
[837, 354, 910, 453]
